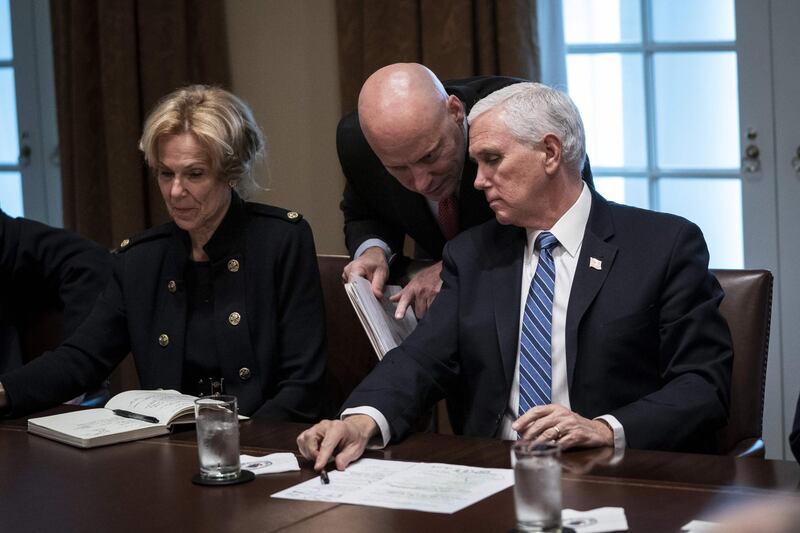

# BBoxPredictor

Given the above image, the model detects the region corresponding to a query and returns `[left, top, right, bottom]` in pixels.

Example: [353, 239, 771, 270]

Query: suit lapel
[490, 225, 527, 389]
[565, 192, 617, 388]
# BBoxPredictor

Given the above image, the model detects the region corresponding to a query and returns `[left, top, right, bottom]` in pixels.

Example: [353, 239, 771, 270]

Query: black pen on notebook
[112, 409, 159, 424]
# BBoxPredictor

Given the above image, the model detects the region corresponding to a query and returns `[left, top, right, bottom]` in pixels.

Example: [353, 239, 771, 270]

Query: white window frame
[5, 0, 61, 225]
[554, 0, 741, 216]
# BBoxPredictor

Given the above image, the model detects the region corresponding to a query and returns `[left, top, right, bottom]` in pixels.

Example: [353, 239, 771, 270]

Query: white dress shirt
[498, 183, 625, 448]
[346, 183, 625, 449]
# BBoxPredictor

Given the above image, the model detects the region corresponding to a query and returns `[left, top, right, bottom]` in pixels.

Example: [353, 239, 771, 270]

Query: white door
[737, 0, 800, 460]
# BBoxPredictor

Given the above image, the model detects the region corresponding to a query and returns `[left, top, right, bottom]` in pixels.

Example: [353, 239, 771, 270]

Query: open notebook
[27, 390, 199, 448]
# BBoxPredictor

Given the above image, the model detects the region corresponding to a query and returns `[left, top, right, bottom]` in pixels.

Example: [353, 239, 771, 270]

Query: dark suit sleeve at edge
[1, 255, 131, 417]
[609, 221, 733, 451]
[790, 392, 800, 463]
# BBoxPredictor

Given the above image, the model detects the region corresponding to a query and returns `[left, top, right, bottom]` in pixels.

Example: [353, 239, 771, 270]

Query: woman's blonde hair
[139, 85, 265, 198]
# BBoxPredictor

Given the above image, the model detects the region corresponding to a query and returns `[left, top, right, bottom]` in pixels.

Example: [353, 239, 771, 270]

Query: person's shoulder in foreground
[1, 208, 112, 367]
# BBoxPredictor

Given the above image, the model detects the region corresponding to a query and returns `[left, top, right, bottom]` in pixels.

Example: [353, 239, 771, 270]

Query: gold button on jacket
[227, 259, 240, 272]
[239, 367, 251, 380]
[158, 334, 170, 347]
[167, 280, 177, 293]
[228, 312, 241, 326]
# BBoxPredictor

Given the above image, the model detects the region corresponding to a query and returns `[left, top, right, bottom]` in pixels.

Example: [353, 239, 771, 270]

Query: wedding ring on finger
[552, 425, 561, 440]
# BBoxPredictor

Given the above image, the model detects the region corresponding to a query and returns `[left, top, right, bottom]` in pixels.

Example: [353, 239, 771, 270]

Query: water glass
[195, 395, 240, 480]
[511, 441, 562, 532]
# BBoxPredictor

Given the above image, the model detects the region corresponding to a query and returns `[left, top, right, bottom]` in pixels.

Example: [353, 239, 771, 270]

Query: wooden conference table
[1, 410, 798, 533]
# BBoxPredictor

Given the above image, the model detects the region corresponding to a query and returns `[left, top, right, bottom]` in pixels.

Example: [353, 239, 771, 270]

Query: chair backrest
[712, 269, 773, 456]
[317, 255, 379, 417]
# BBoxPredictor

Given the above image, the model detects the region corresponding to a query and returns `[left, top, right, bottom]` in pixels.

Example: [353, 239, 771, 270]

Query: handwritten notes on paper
[271, 459, 514, 514]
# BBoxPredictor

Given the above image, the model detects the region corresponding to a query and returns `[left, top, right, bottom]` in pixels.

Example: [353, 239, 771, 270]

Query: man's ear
[446, 95, 465, 123]
[541, 134, 563, 175]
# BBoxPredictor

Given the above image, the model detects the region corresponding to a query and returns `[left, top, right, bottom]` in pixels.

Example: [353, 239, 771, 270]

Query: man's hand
[389, 261, 443, 319]
[342, 247, 390, 299]
[512, 404, 614, 449]
[296, 415, 379, 472]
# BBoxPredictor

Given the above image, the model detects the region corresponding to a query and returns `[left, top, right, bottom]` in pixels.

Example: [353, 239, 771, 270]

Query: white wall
[225, 0, 347, 254]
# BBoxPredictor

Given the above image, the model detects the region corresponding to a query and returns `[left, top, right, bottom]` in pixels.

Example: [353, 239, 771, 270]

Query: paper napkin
[240, 453, 300, 475]
[562, 507, 629, 532]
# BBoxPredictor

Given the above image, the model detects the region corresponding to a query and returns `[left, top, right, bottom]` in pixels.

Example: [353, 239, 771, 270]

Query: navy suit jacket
[343, 191, 733, 453]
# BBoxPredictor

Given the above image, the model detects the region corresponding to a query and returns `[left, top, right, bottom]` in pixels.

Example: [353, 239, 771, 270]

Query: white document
[681, 520, 720, 532]
[344, 275, 418, 360]
[271, 458, 514, 514]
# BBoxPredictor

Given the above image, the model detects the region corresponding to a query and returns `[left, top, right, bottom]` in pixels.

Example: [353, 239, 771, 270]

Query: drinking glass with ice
[194, 395, 240, 481]
[511, 441, 562, 532]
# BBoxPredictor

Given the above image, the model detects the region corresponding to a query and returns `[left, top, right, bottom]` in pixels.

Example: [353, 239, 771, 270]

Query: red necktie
[437, 195, 459, 241]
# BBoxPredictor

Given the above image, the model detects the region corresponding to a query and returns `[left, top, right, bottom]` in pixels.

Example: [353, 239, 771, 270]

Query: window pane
[0, 0, 11, 61]
[657, 178, 743, 268]
[0, 170, 23, 217]
[563, 0, 641, 44]
[651, 0, 735, 42]
[567, 53, 647, 168]
[594, 176, 649, 209]
[654, 52, 739, 169]
[0, 67, 19, 164]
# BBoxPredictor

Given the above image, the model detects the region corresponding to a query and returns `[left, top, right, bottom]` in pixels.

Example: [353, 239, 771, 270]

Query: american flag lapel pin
[589, 257, 602, 271]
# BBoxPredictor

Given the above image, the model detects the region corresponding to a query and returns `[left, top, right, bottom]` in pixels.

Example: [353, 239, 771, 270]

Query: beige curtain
[336, 0, 540, 114]
[51, 0, 231, 248]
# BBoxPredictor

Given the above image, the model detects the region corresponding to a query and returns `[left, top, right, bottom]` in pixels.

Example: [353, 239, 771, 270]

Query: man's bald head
[358, 63, 449, 142]
[356, 63, 467, 200]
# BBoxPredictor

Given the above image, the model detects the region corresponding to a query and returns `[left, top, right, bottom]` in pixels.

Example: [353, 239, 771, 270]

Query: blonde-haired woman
[0, 86, 326, 421]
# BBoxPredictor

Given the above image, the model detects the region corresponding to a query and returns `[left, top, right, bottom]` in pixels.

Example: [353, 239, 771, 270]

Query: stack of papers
[272, 458, 513, 514]
[345, 275, 418, 359]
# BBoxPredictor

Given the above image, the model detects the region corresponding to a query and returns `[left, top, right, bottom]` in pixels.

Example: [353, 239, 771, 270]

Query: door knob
[18, 145, 31, 167]
[742, 144, 761, 173]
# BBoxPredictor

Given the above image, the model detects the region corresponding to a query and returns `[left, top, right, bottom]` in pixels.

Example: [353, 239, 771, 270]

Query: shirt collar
[525, 182, 591, 257]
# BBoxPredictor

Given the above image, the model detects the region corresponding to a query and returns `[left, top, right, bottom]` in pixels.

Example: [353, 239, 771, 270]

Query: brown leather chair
[712, 269, 773, 457]
[317, 255, 379, 417]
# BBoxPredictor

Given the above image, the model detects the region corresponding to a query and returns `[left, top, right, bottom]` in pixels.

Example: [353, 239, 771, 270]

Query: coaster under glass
[191, 469, 255, 486]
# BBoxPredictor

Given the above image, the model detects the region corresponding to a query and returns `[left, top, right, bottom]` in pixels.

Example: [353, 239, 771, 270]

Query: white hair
[467, 82, 586, 173]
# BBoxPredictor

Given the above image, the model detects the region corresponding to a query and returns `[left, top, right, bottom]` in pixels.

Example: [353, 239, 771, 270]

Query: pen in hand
[318, 454, 336, 484]
[112, 409, 159, 424]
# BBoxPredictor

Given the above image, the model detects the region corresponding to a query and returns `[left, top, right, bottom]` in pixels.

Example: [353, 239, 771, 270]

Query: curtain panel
[50, 0, 231, 248]
[336, 0, 541, 114]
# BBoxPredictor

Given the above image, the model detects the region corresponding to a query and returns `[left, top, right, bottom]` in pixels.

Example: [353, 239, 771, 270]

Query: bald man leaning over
[338, 63, 593, 319]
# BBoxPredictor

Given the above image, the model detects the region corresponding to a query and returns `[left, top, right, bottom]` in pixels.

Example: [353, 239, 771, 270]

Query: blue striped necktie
[518, 231, 559, 418]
